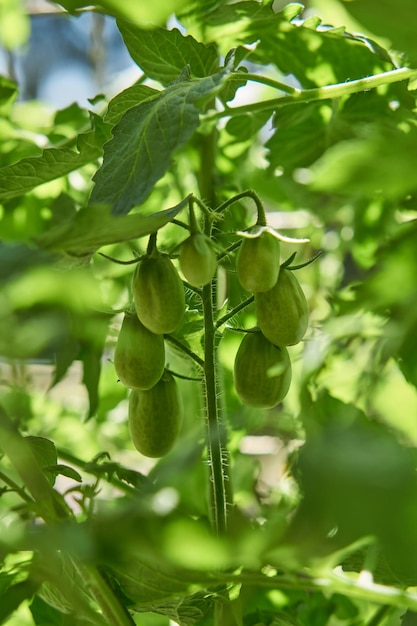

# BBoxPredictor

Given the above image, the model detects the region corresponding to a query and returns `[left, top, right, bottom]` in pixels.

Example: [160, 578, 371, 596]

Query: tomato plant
[1, 2, 417, 625]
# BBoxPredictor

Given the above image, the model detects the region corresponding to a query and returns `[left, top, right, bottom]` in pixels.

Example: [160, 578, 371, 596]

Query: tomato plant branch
[210, 67, 417, 120]
[0, 469, 34, 503]
[215, 295, 255, 329]
[213, 570, 417, 612]
[164, 334, 205, 370]
[215, 189, 266, 225]
[233, 71, 299, 94]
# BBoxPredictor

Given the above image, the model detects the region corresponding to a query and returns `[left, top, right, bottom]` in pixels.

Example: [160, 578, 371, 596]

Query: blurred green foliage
[1, 1, 417, 625]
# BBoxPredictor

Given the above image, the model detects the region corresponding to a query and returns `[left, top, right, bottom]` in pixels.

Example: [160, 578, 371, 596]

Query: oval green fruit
[255, 268, 308, 346]
[133, 253, 185, 334]
[114, 313, 165, 389]
[179, 233, 217, 287]
[236, 231, 281, 292]
[128, 371, 182, 458]
[233, 331, 292, 408]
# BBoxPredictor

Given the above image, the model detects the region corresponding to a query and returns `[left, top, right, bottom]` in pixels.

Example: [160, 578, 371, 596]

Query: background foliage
[1, 1, 417, 625]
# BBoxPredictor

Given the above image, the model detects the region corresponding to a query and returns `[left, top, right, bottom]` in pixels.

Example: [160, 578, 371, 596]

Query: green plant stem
[235, 71, 298, 94]
[212, 571, 417, 612]
[0, 469, 34, 503]
[202, 282, 229, 535]
[209, 67, 417, 120]
[56, 449, 138, 496]
[215, 189, 266, 225]
[215, 295, 255, 329]
[0, 404, 135, 626]
[164, 334, 205, 370]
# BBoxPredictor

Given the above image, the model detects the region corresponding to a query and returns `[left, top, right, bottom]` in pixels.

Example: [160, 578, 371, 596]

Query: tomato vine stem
[207, 67, 417, 120]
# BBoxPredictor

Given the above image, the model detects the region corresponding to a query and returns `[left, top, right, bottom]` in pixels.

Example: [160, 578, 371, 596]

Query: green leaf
[0, 579, 40, 624]
[90, 66, 231, 215]
[267, 101, 332, 172]
[30, 595, 64, 626]
[105, 83, 159, 125]
[0, 126, 110, 203]
[118, 21, 219, 85]
[53, 465, 83, 483]
[0, 75, 17, 104]
[340, 0, 417, 64]
[33, 196, 189, 255]
[25, 436, 58, 486]
[288, 393, 417, 580]
[193, 2, 392, 85]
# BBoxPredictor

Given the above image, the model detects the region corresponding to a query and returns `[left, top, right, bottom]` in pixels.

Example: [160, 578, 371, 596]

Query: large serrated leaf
[0, 127, 110, 203]
[117, 21, 219, 85]
[34, 196, 189, 255]
[198, 1, 393, 87]
[89, 67, 230, 215]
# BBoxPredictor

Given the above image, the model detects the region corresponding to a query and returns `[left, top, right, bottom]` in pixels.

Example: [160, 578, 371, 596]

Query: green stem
[0, 469, 34, 503]
[210, 67, 417, 120]
[212, 571, 417, 612]
[215, 295, 254, 329]
[235, 71, 298, 94]
[202, 282, 229, 535]
[56, 449, 138, 496]
[164, 334, 205, 370]
[215, 189, 266, 225]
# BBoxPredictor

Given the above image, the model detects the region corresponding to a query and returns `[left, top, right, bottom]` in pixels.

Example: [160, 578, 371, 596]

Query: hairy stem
[201, 283, 229, 535]
[209, 67, 417, 120]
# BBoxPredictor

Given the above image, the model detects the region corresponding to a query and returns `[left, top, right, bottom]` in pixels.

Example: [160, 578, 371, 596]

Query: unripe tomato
[233, 330, 292, 408]
[236, 231, 281, 292]
[255, 268, 308, 346]
[128, 371, 182, 458]
[114, 312, 165, 389]
[179, 232, 217, 287]
[133, 253, 185, 334]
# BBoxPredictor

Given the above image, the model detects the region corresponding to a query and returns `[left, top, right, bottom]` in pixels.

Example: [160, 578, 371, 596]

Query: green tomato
[255, 268, 308, 346]
[114, 313, 165, 389]
[179, 233, 217, 287]
[133, 253, 185, 334]
[128, 371, 182, 458]
[236, 231, 280, 292]
[234, 330, 292, 408]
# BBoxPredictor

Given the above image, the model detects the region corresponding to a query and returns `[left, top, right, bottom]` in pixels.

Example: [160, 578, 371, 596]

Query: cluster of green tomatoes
[234, 227, 309, 409]
[113, 203, 309, 458]
[113, 226, 218, 458]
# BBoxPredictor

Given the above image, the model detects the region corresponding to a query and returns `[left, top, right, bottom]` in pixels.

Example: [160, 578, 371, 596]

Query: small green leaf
[25, 436, 58, 486]
[53, 465, 83, 483]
